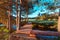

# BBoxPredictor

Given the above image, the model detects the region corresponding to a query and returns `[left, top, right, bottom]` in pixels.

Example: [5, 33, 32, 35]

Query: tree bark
[8, 11, 10, 30]
[16, 0, 21, 31]
[26, 12, 28, 23]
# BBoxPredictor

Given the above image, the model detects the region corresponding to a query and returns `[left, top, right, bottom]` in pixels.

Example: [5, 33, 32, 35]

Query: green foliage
[54, 36, 60, 40]
[0, 26, 9, 40]
[57, 36, 60, 40]
[48, 5, 56, 10]
[32, 20, 57, 31]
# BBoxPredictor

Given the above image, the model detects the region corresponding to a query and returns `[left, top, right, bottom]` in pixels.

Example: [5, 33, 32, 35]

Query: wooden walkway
[16, 24, 60, 36]
[9, 24, 60, 40]
[10, 30, 59, 40]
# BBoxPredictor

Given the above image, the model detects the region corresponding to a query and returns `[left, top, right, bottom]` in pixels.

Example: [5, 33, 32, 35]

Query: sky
[28, 8, 60, 18]
[12, 0, 60, 18]
[28, 0, 60, 18]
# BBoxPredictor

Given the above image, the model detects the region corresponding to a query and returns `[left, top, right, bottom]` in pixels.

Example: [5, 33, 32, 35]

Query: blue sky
[28, 0, 60, 18]
[12, 0, 60, 18]
[28, 8, 59, 18]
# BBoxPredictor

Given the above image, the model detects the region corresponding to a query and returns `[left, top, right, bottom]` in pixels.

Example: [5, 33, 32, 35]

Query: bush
[0, 26, 9, 40]
[32, 20, 57, 31]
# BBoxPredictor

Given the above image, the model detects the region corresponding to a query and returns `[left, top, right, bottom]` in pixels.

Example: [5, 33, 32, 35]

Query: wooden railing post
[58, 9, 60, 32]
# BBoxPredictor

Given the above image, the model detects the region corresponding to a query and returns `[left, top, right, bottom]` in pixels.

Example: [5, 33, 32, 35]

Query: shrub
[0, 26, 9, 40]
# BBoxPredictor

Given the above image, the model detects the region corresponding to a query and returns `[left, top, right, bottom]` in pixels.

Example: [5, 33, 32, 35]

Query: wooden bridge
[0, 0, 60, 40]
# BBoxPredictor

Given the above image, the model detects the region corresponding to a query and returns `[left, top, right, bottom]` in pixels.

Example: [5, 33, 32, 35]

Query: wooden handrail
[31, 30, 60, 36]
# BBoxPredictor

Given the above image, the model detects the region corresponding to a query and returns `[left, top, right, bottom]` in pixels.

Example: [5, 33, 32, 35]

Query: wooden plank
[31, 30, 60, 36]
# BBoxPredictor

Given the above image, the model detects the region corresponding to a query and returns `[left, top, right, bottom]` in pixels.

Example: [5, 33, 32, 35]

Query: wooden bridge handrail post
[58, 9, 60, 32]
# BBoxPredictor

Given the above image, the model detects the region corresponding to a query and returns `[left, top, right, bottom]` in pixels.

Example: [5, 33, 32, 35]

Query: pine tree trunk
[16, 0, 21, 31]
[26, 12, 28, 23]
[16, 0, 19, 31]
[8, 11, 10, 30]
